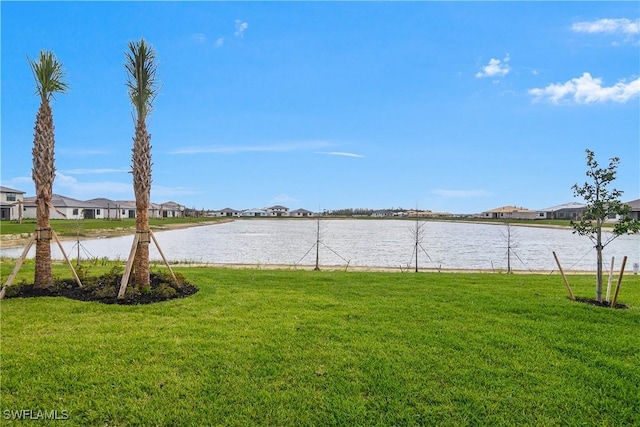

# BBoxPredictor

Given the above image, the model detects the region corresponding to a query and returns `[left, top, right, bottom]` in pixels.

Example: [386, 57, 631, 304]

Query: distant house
[214, 207, 241, 217]
[87, 198, 137, 219]
[266, 205, 289, 217]
[159, 201, 184, 218]
[290, 208, 314, 217]
[481, 206, 537, 220]
[0, 186, 25, 221]
[23, 194, 104, 220]
[536, 202, 586, 220]
[626, 199, 640, 221]
[371, 210, 394, 218]
[241, 208, 267, 217]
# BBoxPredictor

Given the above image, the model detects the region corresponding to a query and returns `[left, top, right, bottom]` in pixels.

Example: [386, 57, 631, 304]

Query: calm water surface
[2, 219, 639, 272]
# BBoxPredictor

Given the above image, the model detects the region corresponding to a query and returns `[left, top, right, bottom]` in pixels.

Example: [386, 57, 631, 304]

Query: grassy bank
[0, 217, 223, 237]
[1, 263, 639, 426]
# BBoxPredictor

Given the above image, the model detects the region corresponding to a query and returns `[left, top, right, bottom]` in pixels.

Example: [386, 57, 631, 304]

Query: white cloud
[53, 172, 132, 199]
[269, 193, 298, 206]
[529, 72, 640, 104]
[234, 20, 248, 38]
[61, 168, 129, 175]
[215, 37, 224, 48]
[316, 151, 365, 158]
[170, 140, 333, 155]
[571, 18, 640, 35]
[192, 33, 206, 43]
[475, 55, 510, 79]
[432, 189, 491, 198]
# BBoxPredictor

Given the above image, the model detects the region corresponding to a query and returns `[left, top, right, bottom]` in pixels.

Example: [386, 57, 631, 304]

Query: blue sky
[2, 1, 639, 214]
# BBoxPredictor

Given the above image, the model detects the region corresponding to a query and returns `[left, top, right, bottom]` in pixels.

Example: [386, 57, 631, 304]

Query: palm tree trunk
[132, 120, 152, 289]
[33, 99, 55, 288]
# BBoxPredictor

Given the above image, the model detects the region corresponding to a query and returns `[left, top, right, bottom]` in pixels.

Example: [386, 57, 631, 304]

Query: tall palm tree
[28, 50, 68, 289]
[125, 38, 158, 290]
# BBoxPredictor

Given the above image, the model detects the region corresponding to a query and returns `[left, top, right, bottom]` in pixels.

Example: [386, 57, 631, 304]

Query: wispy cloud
[58, 148, 111, 156]
[54, 173, 132, 198]
[61, 168, 129, 175]
[170, 140, 333, 155]
[476, 54, 510, 79]
[234, 20, 248, 38]
[316, 151, 365, 158]
[572, 18, 639, 35]
[215, 37, 224, 48]
[432, 189, 491, 198]
[152, 185, 199, 198]
[529, 72, 640, 104]
[192, 33, 207, 43]
[269, 193, 298, 206]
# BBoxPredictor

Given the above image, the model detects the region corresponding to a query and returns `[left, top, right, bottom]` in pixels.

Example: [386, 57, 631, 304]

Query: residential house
[22, 194, 104, 220]
[481, 206, 537, 220]
[290, 208, 314, 217]
[371, 210, 394, 217]
[159, 201, 184, 218]
[241, 208, 267, 217]
[0, 186, 25, 221]
[266, 205, 289, 217]
[214, 207, 242, 217]
[87, 198, 136, 219]
[625, 199, 640, 221]
[536, 202, 586, 220]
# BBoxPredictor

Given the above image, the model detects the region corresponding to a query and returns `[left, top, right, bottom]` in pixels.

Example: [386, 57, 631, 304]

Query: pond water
[2, 219, 639, 273]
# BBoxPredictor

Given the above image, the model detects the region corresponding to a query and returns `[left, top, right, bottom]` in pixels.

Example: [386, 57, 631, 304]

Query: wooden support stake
[553, 251, 575, 301]
[150, 230, 178, 284]
[0, 233, 37, 300]
[118, 233, 140, 299]
[52, 230, 82, 288]
[610, 256, 627, 308]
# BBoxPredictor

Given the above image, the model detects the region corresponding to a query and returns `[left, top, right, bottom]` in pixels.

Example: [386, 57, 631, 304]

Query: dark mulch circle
[574, 296, 628, 309]
[4, 268, 198, 305]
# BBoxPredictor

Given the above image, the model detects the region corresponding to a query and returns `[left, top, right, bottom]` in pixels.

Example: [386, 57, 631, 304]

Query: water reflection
[2, 219, 639, 272]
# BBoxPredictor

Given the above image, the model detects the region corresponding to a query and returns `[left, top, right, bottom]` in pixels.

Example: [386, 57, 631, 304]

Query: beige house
[481, 205, 537, 220]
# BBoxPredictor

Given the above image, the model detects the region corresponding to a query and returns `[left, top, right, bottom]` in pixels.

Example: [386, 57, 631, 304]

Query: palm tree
[125, 38, 158, 290]
[28, 50, 68, 289]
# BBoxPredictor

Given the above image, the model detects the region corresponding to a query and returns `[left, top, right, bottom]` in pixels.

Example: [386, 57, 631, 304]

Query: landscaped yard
[1, 262, 638, 426]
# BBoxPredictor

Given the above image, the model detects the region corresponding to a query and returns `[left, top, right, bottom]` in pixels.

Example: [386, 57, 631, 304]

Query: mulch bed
[3, 270, 198, 305]
[574, 296, 628, 309]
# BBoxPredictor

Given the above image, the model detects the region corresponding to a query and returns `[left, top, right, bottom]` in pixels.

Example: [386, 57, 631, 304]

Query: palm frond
[27, 50, 69, 101]
[125, 38, 158, 120]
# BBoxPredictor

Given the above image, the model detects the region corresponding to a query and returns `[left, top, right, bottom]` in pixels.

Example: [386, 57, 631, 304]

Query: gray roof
[538, 202, 586, 212]
[626, 199, 640, 210]
[24, 194, 102, 208]
[0, 186, 25, 194]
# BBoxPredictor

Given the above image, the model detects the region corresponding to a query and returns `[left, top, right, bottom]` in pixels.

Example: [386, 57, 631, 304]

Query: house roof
[161, 201, 184, 210]
[266, 205, 289, 210]
[24, 194, 102, 209]
[626, 199, 640, 210]
[484, 205, 535, 213]
[538, 202, 586, 212]
[219, 207, 240, 213]
[0, 186, 25, 194]
[290, 208, 313, 214]
[86, 198, 118, 208]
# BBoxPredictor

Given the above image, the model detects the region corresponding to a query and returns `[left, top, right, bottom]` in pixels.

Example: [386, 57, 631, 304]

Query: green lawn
[1, 263, 638, 426]
[0, 217, 223, 237]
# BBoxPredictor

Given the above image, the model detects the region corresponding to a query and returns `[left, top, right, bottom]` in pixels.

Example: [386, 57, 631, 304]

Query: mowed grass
[1, 262, 639, 426]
